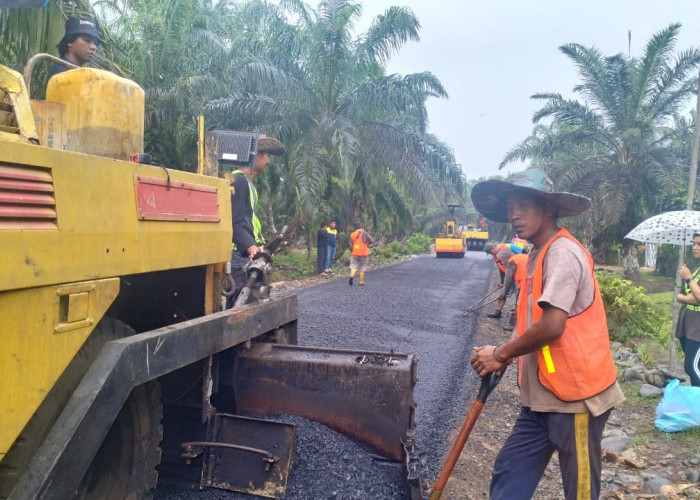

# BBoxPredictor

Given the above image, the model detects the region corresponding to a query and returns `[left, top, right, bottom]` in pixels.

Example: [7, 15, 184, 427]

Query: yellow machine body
[0, 65, 231, 460]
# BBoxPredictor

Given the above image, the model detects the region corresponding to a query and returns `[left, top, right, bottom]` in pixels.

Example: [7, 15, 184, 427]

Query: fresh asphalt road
[156, 251, 495, 499]
[296, 252, 494, 474]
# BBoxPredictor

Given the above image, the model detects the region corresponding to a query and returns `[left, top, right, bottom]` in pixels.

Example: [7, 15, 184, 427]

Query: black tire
[75, 381, 163, 500]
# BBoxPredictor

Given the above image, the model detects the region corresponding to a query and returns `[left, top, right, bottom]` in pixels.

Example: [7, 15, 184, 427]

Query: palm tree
[207, 0, 463, 242]
[95, 0, 236, 169]
[501, 23, 700, 278]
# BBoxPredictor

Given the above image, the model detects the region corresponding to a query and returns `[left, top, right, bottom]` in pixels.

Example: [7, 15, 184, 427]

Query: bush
[596, 272, 670, 345]
[372, 233, 432, 261]
[405, 233, 432, 255]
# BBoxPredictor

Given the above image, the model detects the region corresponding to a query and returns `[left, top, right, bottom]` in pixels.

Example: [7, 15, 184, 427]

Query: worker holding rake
[469, 169, 624, 500]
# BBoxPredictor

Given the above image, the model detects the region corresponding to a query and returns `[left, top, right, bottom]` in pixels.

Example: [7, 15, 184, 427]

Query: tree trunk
[267, 201, 277, 234]
[622, 245, 640, 282]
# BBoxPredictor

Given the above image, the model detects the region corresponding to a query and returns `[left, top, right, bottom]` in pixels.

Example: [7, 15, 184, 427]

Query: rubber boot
[349, 269, 356, 286]
[359, 272, 365, 286]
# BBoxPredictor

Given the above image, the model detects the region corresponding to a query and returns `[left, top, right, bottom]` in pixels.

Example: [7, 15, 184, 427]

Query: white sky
[357, 0, 700, 180]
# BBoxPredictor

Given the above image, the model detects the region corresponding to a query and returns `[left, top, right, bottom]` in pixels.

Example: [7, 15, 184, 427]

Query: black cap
[63, 16, 103, 44]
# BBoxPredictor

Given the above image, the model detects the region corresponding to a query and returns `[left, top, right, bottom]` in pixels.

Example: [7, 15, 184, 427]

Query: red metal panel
[0, 205, 56, 218]
[135, 176, 220, 222]
[0, 192, 55, 205]
[0, 164, 53, 183]
[0, 178, 54, 192]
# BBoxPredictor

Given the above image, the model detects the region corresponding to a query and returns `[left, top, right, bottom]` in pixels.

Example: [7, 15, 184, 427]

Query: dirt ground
[440, 295, 700, 500]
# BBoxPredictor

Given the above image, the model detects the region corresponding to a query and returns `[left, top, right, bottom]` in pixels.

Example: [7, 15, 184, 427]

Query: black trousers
[317, 246, 327, 273]
[490, 407, 611, 500]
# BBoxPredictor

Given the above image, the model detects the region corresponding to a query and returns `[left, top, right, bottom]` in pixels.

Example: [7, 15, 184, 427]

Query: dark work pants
[490, 407, 611, 500]
[680, 337, 700, 386]
[317, 246, 327, 274]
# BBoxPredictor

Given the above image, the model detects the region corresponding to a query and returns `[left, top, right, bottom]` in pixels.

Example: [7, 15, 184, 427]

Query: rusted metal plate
[232, 344, 417, 462]
[198, 414, 295, 498]
[134, 175, 220, 222]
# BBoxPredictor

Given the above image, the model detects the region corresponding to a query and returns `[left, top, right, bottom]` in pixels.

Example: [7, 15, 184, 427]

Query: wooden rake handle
[429, 372, 502, 500]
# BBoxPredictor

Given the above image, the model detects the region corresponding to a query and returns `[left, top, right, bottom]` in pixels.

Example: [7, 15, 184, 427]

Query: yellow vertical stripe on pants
[574, 412, 591, 500]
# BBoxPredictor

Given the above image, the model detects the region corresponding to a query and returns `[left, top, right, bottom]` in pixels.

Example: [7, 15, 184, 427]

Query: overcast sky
[357, 1, 700, 180]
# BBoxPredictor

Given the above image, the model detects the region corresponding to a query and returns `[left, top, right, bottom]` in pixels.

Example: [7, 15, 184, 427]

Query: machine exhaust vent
[0, 163, 57, 230]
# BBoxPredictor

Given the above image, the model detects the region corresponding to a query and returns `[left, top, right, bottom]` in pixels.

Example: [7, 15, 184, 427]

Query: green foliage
[371, 241, 403, 261]
[655, 244, 700, 278]
[405, 232, 432, 254]
[636, 344, 655, 367]
[597, 272, 671, 345]
[656, 244, 681, 278]
[500, 24, 700, 261]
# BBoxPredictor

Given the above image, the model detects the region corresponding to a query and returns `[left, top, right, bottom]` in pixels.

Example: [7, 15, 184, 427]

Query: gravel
[155, 253, 493, 499]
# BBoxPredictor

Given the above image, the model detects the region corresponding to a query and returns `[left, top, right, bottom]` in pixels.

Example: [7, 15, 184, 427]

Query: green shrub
[405, 233, 432, 254]
[596, 273, 670, 345]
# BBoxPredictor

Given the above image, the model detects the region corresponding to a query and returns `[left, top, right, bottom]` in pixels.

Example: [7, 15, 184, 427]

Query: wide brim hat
[62, 16, 103, 44]
[258, 134, 285, 155]
[471, 169, 591, 223]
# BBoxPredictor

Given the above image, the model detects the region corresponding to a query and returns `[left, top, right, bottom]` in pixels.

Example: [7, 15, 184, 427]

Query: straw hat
[258, 134, 285, 155]
[471, 169, 590, 223]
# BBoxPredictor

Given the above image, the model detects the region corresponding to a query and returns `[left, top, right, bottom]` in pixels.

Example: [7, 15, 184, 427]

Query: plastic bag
[654, 379, 700, 433]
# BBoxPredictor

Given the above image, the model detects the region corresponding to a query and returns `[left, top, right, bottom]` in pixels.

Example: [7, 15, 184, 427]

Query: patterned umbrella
[625, 210, 700, 245]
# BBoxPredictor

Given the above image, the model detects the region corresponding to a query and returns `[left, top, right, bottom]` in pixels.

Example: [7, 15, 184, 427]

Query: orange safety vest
[351, 228, 369, 257]
[516, 228, 617, 401]
[508, 253, 528, 288]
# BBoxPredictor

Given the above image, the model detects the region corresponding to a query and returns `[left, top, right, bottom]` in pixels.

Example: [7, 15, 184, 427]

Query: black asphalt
[156, 252, 494, 499]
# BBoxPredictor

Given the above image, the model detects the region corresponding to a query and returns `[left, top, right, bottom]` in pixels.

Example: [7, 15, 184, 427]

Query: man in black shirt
[227, 134, 285, 306]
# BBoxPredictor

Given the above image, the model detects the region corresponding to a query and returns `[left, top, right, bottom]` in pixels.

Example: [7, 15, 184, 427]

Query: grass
[637, 270, 675, 294]
[272, 248, 318, 281]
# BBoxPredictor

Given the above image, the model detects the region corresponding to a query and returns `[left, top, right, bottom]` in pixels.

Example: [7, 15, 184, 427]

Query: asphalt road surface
[156, 252, 494, 499]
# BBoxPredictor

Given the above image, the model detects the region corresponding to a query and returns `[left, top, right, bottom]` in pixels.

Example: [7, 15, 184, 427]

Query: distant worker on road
[470, 169, 624, 500]
[325, 220, 338, 274]
[317, 222, 329, 277]
[489, 242, 530, 325]
[483, 241, 513, 300]
[349, 221, 374, 286]
[228, 134, 285, 307]
[49, 16, 103, 79]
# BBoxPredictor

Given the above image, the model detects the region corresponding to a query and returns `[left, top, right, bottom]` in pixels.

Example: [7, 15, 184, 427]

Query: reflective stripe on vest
[684, 267, 700, 312]
[515, 228, 617, 401]
[231, 170, 264, 251]
[351, 229, 369, 256]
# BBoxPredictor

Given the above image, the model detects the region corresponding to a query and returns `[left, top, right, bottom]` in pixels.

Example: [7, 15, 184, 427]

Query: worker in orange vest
[483, 241, 512, 291]
[349, 221, 374, 286]
[470, 169, 623, 500]
[488, 243, 530, 325]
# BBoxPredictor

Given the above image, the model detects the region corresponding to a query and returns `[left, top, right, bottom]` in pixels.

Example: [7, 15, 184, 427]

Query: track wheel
[75, 381, 163, 500]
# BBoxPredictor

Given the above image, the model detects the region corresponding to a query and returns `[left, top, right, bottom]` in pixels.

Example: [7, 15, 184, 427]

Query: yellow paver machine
[0, 58, 420, 499]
